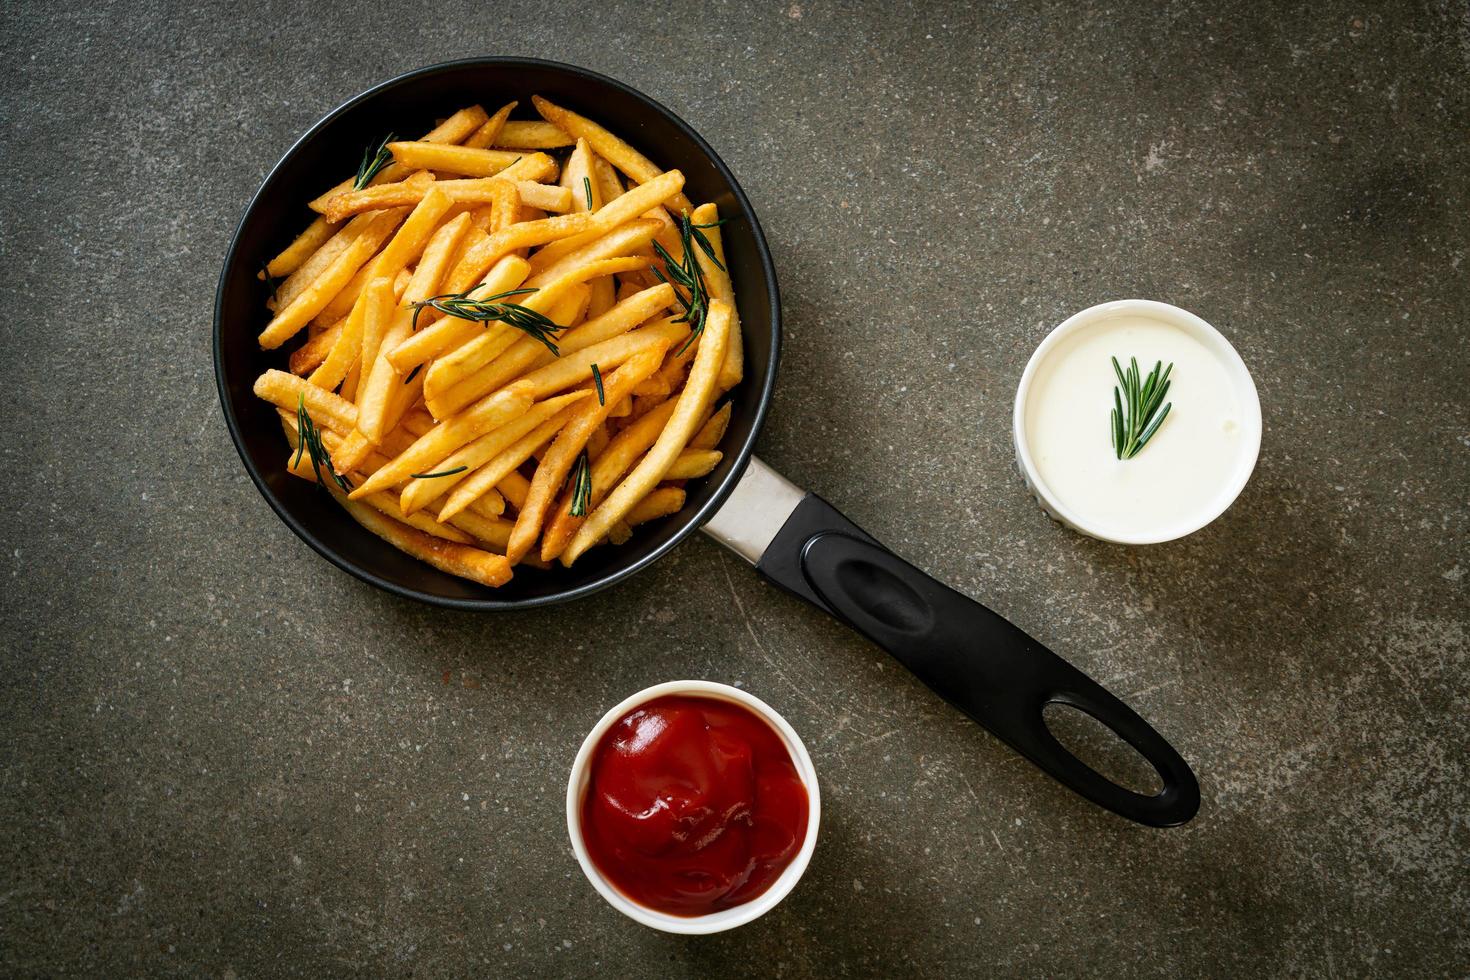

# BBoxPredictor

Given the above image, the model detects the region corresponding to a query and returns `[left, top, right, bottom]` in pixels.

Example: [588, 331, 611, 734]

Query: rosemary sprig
[410, 466, 468, 479]
[567, 450, 593, 517]
[294, 394, 352, 492]
[590, 363, 605, 405]
[688, 217, 727, 271]
[582, 176, 594, 210]
[1110, 356, 1174, 460]
[260, 260, 280, 302]
[652, 212, 721, 356]
[353, 132, 396, 190]
[403, 364, 421, 385]
[410, 286, 561, 354]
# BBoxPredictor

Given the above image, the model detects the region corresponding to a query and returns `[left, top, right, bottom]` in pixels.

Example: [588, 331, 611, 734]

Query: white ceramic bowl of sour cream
[1013, 300, 1261, 544]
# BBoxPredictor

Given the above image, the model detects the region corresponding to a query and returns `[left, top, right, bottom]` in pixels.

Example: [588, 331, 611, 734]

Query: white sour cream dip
[1015, 302, 1260, 543]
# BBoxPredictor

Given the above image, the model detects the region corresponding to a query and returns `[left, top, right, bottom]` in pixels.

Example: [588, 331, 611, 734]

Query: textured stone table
[3, 1, 1466, 975]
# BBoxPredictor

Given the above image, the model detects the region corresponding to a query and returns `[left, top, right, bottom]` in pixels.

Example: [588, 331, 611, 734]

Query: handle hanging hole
[1042, 702, 1164, 796]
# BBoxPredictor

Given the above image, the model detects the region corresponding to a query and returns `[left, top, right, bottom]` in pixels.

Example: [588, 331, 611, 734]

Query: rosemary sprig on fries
[652, 214, 728, 355]
[410, 287, 562, 355]
[353, 133, 396, 190]
[568, 451, 593, 517]
[294, 395, 352, 491]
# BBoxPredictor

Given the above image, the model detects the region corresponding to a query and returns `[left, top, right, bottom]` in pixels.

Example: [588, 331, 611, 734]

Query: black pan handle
[755, 493, 1199, 827]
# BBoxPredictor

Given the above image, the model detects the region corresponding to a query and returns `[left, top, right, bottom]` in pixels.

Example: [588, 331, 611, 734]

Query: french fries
[250, 98, 747, 587]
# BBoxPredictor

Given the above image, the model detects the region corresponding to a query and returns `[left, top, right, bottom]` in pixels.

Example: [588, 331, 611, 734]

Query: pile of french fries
[252, 97, 743, 588]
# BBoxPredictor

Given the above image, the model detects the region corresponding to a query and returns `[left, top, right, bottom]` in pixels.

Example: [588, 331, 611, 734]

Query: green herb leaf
[410, 286, 558, 354]
[410, 466, 469, 479]
[568, 450, 592, 517]
[353, 133, 396, 191]
[582, 176, 593, 210]
[654, 212, 726, 356]
[295, 394, 353, 492]
[260, 260, 280, 302]
[1109, 356, 1174, 459]
[591, 363, 605, 405]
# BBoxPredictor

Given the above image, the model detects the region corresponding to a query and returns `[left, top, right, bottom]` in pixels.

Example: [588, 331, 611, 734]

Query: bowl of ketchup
[566, 681, 820, 934]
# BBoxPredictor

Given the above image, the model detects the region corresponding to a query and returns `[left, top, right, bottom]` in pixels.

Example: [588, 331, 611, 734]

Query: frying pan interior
[214, 58, 779, 608]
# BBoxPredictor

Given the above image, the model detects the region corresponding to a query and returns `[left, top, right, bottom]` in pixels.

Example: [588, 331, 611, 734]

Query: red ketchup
[581, 694, 810, 917]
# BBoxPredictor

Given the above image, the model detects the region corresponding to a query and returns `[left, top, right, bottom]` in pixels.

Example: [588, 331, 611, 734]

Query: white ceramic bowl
[1012, 299, 1261, 544]
[565, 680, 821, 934]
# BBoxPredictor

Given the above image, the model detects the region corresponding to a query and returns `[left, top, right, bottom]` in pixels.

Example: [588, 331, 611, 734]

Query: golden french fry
[304, 305, 360, 387]
[497, 470, 530, 511]
[341, 357, 362, 402]
[643, 205, 684, 265]
[426, 283, 674, 419]
[258, 207, 407, 350]
[689, 401, 731, 450]
[437, 407, 580, 521]
[470, 488, 505, 518]
[387, 142, 523, 176]
[527, 171, 685, 273]
[349, 383, 534, 499]
[440, 507, 514, 551]
[487, 179, 520, 232]
[254, 369, 358, 433]
[512, 344, 668, 563]
[350, 285, 412, 444]
[262, 216, 338, 279]
[517, 182, 572, 212]
[561, 138, 600, 213]
[586, 422, 611, 459]
[386, 254, 531, 373]
[495, 120, 574, 149]
[625, 487, 685, 527]
[355, 276, 395, 388]
[586, 275, 617, 319]
[631, 373, 673, 399]
[563, 300, 732, 564]
[397, 391, 589, 516]
[331, 487, 513, 587]
[289, 317, 344, 376]
[591, 153, 623, 205]
[463, 101, 517, 149]
[531, 96, 692, 214]
[665, 449, 722, 480]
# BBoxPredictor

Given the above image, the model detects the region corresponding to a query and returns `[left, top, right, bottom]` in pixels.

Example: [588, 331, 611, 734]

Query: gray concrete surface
[2, 0, 1467, 976]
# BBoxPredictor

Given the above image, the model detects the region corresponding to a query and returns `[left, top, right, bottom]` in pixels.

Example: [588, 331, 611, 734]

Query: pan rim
[213, 56, 780, 610]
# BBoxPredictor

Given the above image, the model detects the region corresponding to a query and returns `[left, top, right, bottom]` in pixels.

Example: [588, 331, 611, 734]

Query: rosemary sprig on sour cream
[1110, 356, 1173, 460]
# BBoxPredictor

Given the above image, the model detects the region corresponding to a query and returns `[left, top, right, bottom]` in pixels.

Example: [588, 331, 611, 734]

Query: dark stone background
[2, 0, 1466, 975]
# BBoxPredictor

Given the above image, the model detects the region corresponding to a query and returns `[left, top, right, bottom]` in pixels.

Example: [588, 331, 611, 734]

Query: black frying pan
[215, 58, 1199, 827]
